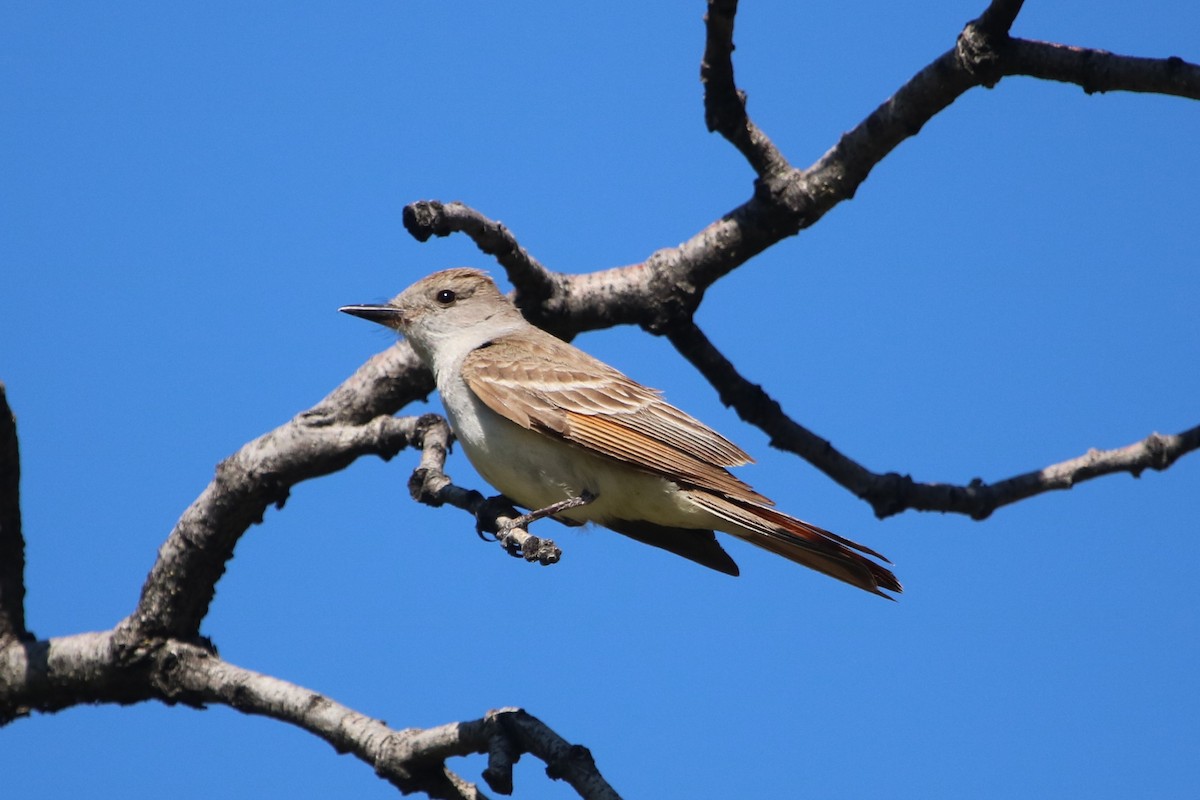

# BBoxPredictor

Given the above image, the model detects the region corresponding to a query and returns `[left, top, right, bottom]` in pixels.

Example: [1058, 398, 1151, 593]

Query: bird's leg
[500, 490, 597, 532]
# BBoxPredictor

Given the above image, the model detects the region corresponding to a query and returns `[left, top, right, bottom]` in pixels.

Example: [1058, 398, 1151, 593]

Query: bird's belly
[449, 401, 707, 529]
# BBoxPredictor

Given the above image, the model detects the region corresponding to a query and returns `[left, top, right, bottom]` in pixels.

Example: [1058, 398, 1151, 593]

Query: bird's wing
[460, 330, 770, 505]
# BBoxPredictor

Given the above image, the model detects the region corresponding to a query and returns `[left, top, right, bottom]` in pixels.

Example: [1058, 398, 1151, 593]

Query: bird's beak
[339, 304, 406, 329]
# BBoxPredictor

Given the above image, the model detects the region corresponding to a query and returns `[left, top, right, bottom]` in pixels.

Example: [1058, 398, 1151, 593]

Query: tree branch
[0, 382, 28, 644]
[0, 632, 618, 799]
[668, 322, 1200, 519]
[119, 345, 435, 641]
[5, 4, 1195, 797]
[120, 342, 566, 644]
[701, 0, 791, 177]
[1005, 39, 1200, 98]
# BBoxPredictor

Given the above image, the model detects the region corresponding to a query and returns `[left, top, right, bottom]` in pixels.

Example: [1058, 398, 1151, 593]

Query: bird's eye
[435, 289, 456, 306]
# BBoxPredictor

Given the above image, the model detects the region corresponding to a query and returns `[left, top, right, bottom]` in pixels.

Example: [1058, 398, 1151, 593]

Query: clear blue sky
[3, 2, 1197, 798]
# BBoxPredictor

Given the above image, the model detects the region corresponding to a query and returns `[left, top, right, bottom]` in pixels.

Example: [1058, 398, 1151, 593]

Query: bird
[341, 268, 900, 597]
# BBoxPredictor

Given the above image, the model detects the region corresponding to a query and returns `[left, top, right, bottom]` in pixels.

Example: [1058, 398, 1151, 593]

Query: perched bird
[341, 268, 900, 597]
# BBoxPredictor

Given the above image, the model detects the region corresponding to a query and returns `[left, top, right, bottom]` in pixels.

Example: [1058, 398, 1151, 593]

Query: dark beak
[339, 304, 405, 328]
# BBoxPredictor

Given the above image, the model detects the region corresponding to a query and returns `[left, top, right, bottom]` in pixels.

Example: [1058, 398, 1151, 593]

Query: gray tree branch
[0, 631, 617, 799]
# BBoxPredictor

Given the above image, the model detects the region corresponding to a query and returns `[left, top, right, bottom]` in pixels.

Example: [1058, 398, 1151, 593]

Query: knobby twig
[1006, 39, 1200, 97]
[403, 200, 561, 311]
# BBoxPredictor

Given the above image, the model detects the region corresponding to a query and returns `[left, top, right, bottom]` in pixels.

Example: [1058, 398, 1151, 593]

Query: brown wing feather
[461, 331, 767, 504]
[565, 414, 765, 501]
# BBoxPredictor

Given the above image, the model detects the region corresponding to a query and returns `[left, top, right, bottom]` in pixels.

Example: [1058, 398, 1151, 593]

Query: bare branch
[669, 322, 1200, 519]
[7, 4, 1193, 796]
[120, 340, 565, 645]
[1, 633, 617, 798]
[666, 323, 879, 491]
[408, 7, 1195, 340]
[701, 0, 791, 177]
[398, 196, 1200, 521]
[488, 709, 622, 800]
[0, 632, 134, 721]
[1005, 39, 1200, 99]
[0, 382, 28, 644]
[382, 709, 621, 800]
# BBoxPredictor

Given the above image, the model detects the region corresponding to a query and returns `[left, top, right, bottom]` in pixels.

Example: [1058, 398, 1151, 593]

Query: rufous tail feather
[683, 491, 902, 597]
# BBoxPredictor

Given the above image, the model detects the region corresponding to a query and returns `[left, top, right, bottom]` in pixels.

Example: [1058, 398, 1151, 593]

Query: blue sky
[2, 2, 1197, 798]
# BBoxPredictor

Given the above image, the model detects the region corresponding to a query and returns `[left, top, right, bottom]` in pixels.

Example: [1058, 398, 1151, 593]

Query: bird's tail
[682, 491, 902, 598]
